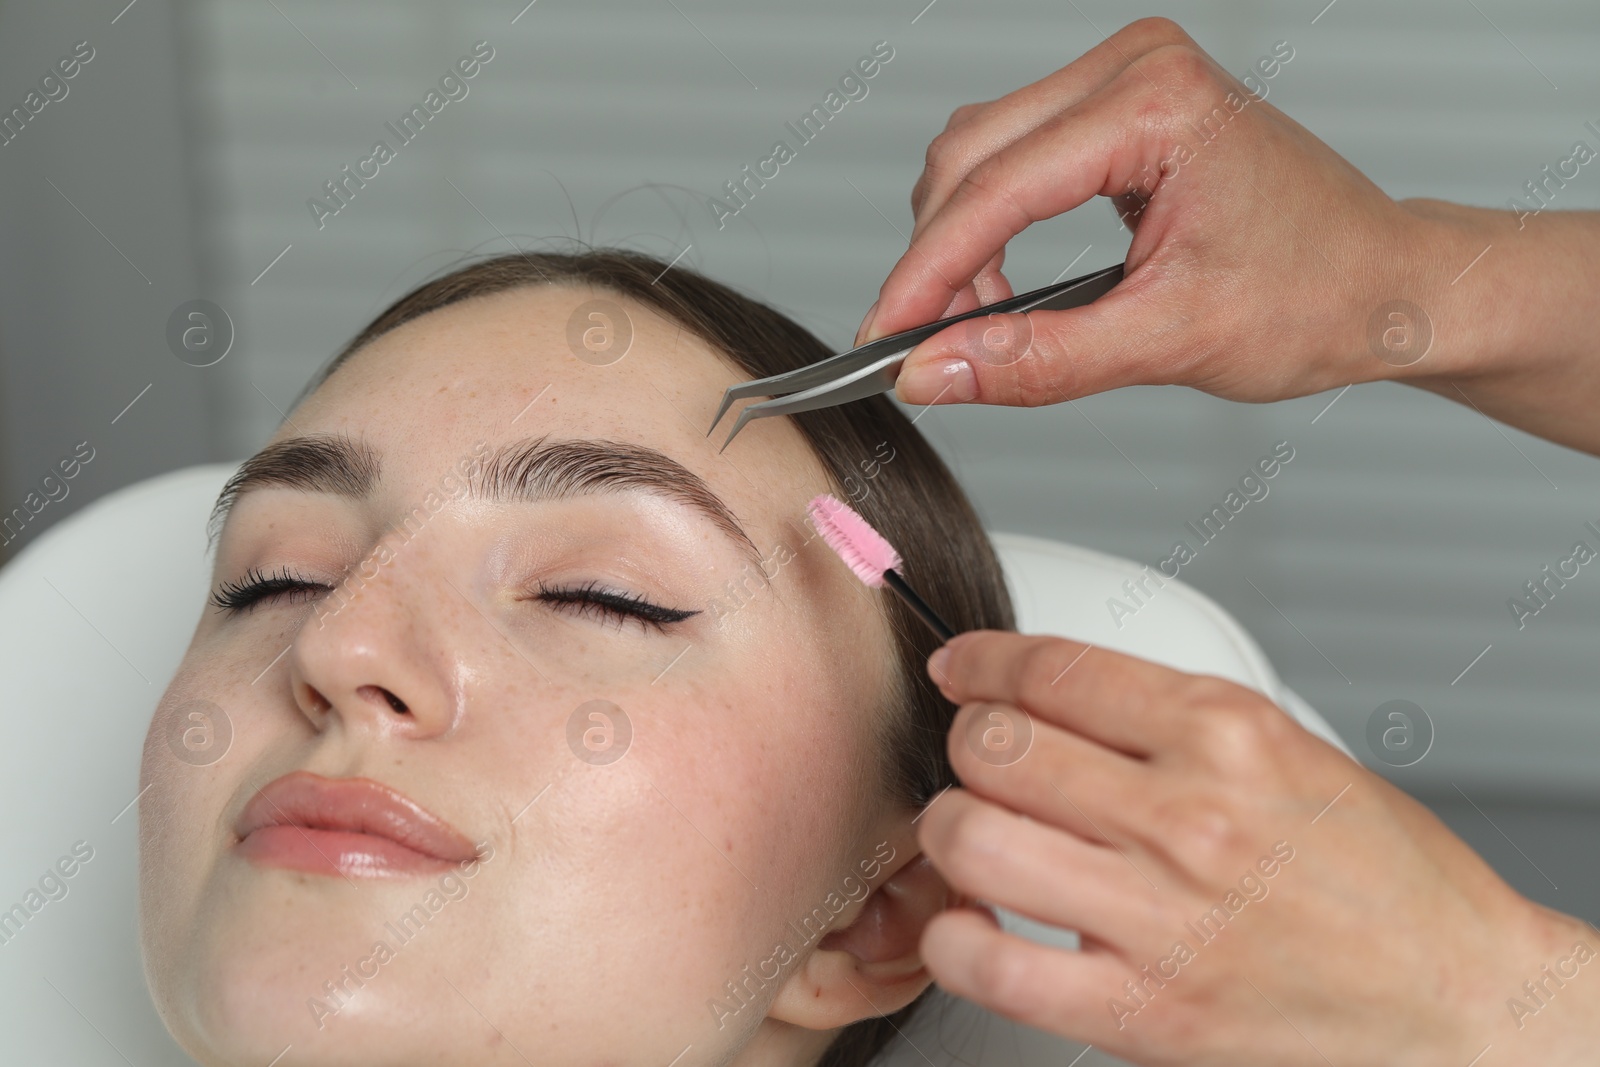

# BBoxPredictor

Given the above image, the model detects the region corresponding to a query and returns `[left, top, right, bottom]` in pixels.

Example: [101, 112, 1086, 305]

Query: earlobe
[766, 848, 955, 1030]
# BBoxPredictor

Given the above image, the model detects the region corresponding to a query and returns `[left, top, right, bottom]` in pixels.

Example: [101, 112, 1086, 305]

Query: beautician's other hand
[858, 17, 1600, 455]
[915, 631, 1600, 1066]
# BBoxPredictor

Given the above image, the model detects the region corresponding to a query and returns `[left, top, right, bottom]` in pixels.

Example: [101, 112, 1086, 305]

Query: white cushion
[0, 464, 1348, 1064]
[993, 531, 1348, 754]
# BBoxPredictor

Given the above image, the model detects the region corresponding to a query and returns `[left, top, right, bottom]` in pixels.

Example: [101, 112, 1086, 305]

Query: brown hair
[300, 246, 1015, 1066]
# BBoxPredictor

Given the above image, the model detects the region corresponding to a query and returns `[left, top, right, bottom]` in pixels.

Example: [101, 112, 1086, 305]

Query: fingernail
[897, 355, 977, 405]
[856, 299, 881, 346]
[928, 646, 951, 679]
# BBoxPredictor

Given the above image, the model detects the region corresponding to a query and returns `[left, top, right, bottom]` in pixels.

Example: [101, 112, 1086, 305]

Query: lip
[235, 771, 480, 879]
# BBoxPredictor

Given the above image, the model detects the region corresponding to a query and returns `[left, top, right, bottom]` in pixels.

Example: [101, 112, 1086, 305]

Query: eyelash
[533, 578, 699, 633]
[210, 566, 327, 613]
[208, 569, 698, 633]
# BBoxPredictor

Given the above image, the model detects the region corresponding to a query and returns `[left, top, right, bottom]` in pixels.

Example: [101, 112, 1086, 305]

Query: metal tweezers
[707, 262, 1124, 450]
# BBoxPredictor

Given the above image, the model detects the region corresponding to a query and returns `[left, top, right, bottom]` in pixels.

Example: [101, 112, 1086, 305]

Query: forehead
[286, 284, 823, 532]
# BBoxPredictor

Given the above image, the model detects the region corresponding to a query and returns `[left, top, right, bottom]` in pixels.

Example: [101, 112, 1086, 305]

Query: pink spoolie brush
[807, 493, 956, 641]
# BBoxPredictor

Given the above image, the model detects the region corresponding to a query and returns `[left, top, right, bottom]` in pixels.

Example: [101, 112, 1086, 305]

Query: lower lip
[237, 825, 460, 878]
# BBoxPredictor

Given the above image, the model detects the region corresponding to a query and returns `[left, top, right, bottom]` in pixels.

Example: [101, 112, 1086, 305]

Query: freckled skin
[139, 286, 900, 1066]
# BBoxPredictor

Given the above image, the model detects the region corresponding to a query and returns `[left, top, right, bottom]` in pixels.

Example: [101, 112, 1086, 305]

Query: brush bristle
[807, 493, 901, 588]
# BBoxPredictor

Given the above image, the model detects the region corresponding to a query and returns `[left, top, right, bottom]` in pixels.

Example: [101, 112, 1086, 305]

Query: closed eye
[210, 566, 328, 614]
[533, 578, 699, 633]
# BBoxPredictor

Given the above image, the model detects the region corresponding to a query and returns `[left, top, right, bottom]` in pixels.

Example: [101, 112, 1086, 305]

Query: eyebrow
[209, 434, 380, 541]
[209, 432, 763, 568]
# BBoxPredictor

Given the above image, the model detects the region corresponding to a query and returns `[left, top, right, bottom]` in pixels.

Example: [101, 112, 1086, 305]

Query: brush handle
[882, 569, 956, 642]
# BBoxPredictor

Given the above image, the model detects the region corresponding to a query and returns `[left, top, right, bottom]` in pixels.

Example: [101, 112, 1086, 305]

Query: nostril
[358, 684, 410, 714]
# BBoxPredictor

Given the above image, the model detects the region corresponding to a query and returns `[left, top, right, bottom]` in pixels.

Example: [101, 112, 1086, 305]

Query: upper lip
[235, 770, 479, 863]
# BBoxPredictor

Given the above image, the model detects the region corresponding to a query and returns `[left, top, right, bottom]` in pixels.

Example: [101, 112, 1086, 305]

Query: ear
[765, 823, 958, 1031]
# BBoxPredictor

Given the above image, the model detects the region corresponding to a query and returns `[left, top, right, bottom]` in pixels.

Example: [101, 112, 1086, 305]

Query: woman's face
[139, 285, 910, 1065]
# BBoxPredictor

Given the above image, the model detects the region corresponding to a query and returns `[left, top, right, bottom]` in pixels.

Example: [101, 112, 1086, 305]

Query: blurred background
[1, 0, 1598, 1059]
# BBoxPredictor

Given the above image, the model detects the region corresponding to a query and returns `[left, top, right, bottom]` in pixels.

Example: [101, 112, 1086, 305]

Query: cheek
[137, 660, 291, 964]
[448, 674, 831, 1053]
[509, 657, 870, 971]
[137, 705, 227, 995]
[531, 670, 839, 912]
[655, 661, 870, 914]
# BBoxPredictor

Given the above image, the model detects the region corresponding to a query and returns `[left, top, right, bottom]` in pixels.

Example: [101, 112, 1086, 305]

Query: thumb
[892, 276, 1173, 407]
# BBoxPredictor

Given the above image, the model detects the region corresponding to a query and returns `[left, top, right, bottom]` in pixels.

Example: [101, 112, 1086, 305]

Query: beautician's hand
[857, 17, 1600, 455]
[915, 631, 1600, 1066]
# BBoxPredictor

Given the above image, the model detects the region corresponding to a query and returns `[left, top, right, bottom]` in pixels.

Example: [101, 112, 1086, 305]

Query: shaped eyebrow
[209, 433, 379, 543]
[208, 433, 763, 569]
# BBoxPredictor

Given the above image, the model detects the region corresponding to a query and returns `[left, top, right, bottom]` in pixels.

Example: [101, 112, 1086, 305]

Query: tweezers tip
[707, 391, 736, 437]
[718, 410, 754, 452]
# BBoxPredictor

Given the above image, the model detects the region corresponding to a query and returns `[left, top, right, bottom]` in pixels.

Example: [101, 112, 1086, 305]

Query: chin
[147, 893, 464, 1066]
[169, 945, 466, 1067]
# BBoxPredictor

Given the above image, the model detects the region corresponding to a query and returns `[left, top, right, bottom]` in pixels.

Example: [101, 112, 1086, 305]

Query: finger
[948, 700, 1157, 843]
[907, 17, 1194, 246]
[932, 631, 1187, 755]
[856, 251, 1012, 348]
[1110, 189, 1151, 231]
[866, 50, 1190, 346]
[908, 100, 993, 221]
[921, 906, 1129, 1044]
[918, 788, 1162, 942]
[970, 247, 1013, 307]
[894, 264, 1197, 406]
[940, 251, 1014, 315]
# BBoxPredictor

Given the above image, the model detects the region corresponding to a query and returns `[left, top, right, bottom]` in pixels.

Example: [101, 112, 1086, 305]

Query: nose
[286, 547, 459, 741]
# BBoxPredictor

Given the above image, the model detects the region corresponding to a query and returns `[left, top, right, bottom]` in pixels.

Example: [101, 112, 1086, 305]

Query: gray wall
[0, 0, 217, 562]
